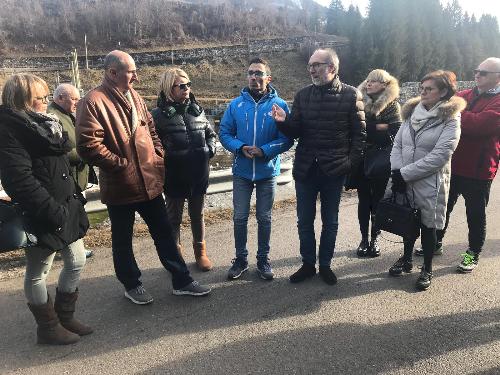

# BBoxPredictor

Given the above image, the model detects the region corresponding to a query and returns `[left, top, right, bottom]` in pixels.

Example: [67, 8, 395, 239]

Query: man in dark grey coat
[272, 48, 366, 285]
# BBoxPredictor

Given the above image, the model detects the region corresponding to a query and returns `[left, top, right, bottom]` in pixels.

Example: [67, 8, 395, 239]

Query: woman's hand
[272, 104, 286, 122]
[391, 169, 407, 193]
[375, 123, 389, 131]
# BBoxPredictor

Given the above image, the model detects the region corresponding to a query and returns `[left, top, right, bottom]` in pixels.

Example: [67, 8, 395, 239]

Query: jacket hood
[358, 80, 400, 116]
[241, 85, 277, 102]
[401, 96, 467, 121]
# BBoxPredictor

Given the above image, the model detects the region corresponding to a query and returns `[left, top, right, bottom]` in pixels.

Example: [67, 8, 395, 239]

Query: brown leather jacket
[76, 77, 165, 205]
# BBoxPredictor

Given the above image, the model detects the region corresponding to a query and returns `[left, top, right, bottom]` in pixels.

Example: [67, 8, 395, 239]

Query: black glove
[391, 169, 407, 193]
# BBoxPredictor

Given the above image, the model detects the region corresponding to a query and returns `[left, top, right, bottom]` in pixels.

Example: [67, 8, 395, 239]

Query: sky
[313, 0, 500, 22]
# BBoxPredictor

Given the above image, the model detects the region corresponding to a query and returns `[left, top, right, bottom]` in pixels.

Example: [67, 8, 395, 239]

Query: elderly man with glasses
[219, 57, 293, 281]
[272, 48, 366, 285]
[415, 57, 500, 273]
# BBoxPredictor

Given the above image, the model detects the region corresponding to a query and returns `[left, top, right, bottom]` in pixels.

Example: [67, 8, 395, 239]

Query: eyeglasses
[35, 95, 49, 103]
[173, 82, 192, 90]
[473, 69, 500, 77]
[306, 62, 329, 71]
[247, 70, 267, 78]
[419, 85, 435, 94]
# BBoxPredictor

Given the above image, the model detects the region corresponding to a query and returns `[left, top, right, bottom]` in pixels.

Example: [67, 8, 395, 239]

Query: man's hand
[375, 123, 389, 131]
[241, 145, 254, 159]
[272, 104, 286, 122]
[250, 146, 264, 158]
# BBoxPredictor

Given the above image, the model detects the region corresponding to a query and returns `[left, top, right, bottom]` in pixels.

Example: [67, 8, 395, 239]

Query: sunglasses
[247, 70, 267, 78]
[35, 95, 49, 103]
[173, 82, 192, 90]
[473, 69, 500, 77]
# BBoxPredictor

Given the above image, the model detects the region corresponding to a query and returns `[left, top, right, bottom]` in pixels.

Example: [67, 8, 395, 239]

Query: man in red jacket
[417, 57, 500, 272]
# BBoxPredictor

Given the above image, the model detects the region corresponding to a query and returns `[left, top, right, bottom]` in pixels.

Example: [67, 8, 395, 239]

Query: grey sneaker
[257, 259, 274, 280]
[414, 242, 443, 256]
[173, 281, 211, 296]
[227, 257, 249, 280]
[124, 285, 154, 305]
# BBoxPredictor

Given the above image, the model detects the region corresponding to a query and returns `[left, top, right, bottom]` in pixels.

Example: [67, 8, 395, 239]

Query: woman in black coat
[355, 69, 402, 257]
[0, 74, 91, 345]
[151, 68, 217, 271]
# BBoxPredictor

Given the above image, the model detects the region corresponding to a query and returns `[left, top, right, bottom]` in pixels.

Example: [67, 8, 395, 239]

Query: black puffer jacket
[277, 77, 366, 181]
[0, 106, 89, 251]
[151, 93, 217, 198]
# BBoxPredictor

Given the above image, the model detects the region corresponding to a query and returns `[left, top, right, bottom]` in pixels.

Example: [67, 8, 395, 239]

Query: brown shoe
[193, 241, 212, 271]
[55, 288, 93, 336]
[28, 294, 80, 345]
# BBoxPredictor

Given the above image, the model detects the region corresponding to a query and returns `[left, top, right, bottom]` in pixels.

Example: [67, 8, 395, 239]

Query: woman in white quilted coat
[387, 70, 466, 290]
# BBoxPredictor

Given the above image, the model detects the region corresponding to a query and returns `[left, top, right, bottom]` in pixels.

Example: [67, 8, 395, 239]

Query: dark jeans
[107, 195, 193, 291]
[404, 225, 436, 272]
[438, 174, 492, 253]
[357, 174, 388, 240]
[295, 164, 346, 267]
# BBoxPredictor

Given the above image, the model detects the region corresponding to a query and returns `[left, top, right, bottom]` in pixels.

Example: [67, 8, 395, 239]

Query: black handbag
[375, 192, 421, 239]
[0, 200, 38, 253]
[364, 145, 391, 179]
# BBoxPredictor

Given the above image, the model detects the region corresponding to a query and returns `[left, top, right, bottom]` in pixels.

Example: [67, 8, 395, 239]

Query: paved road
[1, 182, 499, 374]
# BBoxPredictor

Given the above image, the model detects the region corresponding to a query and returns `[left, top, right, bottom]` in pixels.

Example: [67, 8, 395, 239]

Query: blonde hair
[158, 67, 190, 102]
[1, 74, 49, 111]
[365, 69, 398, 86]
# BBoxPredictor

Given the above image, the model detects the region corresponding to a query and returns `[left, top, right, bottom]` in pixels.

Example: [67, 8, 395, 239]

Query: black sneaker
[256, 259, 274, 280]
[289, 263, 316, 283]
[356, 239, 369, 257]
[388, 256, 413, 276]
[416, 266, 432, 290]
[319, 266, 337, 285]
[227, 257, 249, 280]
[367, 237, 381, 257]
[414, 242, 443, 256]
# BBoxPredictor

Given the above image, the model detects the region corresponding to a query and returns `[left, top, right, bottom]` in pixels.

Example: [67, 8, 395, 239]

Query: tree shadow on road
[136, 307, 500, 375]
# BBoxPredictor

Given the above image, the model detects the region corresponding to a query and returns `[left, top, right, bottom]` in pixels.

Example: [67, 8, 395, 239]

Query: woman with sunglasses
[387, 70, 466, 290]
[152, 68, 217, 271]
[355, 69, 401, 258]
[0, 74, 91, 344]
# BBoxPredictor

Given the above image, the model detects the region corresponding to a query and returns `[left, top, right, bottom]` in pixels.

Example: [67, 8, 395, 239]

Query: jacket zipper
[253, 102, 257, 181]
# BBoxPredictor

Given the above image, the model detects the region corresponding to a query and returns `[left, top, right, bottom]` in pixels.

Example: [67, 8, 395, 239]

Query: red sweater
[451, 88, 500, 180]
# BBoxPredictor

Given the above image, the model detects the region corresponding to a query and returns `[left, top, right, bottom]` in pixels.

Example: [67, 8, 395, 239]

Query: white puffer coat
[389, 96, 466, 229]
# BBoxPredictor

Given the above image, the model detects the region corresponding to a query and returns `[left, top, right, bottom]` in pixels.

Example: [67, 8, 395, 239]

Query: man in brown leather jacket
[76, 50, 211, 304]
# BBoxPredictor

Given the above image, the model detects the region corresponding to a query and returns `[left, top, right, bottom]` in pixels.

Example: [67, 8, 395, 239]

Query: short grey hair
[314, 48, 339, 73]
[53, 83, 78, 99]
[104, 51, 128, 71]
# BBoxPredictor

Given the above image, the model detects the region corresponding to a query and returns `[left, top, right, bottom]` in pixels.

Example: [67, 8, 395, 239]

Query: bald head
[53, 83, 80, 113]
[104, 50, 137, 92]
[475, 57, 500, 93]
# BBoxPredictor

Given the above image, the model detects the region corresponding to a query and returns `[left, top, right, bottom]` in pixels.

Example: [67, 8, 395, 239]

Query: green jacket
[47, 102, 89, 190]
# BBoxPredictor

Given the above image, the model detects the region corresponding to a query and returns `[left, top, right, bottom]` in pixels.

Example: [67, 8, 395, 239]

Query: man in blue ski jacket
[220, 57, 293, 281]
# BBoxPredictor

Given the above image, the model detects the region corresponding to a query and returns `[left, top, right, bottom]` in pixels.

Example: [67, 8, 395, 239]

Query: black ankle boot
[367, 237, 381, 257]
[389, 256, 413, 276]
[356, 238, 369, 257]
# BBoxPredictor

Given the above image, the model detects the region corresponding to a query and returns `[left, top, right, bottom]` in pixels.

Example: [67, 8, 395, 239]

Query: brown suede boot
[27, 294, 80, 345]
[193, 241, 212, 271]
[54, 288, 93, 336]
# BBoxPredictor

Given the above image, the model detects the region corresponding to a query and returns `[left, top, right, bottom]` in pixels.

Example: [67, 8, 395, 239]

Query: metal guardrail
[84, 162, 293, 213]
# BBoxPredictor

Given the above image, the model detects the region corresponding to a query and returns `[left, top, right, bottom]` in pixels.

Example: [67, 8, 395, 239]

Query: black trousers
[437, 174, 492, 253]
[107, 195, 193, 291]
[404, 225, 436, 272]
[357, 174, 389, 240]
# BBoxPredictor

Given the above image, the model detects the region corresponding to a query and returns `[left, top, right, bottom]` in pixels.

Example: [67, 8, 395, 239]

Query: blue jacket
[219, 86, 293, 181]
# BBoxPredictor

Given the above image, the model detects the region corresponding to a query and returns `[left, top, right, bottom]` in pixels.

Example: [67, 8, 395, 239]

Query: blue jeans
[233, 175, 276, 261]
[295, 169, 346, 267]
